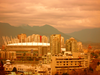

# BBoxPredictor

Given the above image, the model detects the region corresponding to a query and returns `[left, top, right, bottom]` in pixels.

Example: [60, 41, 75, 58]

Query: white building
[50, 52, 90, 75]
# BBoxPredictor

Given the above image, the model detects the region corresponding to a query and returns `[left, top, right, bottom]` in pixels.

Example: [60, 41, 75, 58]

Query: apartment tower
[50, 34, 61, 55]
[66, 37, 77, 52]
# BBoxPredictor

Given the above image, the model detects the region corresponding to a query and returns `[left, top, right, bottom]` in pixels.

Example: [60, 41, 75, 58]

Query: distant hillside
[20, 24, 72, 39]
[0, 22, 72, 46]
[68, 28, 100, 43]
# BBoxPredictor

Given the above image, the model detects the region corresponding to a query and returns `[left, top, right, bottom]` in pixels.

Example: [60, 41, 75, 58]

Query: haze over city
[0, 0, 100, 33]
[0, 0, 100, 75]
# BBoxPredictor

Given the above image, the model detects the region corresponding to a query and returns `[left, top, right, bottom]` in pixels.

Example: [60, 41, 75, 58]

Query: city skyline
[0, 0, 100, 33]
[1, 33, 100, 75]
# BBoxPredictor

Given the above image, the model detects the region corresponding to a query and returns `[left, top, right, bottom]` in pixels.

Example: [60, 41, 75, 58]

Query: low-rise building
[51, 52, 90, 75]
[0, 51, 16, 60]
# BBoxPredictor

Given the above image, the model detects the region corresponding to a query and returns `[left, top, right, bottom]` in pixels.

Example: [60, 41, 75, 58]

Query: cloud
[0, 0, 100, 33]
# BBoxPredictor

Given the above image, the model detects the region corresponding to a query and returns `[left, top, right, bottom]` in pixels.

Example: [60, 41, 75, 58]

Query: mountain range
[0, 22, 71, 46]
[68, 28, 100, 43]
[0, 22, 100, 47]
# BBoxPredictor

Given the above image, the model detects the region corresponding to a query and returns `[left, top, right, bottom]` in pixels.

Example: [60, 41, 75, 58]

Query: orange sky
[0, 0, 100, 33]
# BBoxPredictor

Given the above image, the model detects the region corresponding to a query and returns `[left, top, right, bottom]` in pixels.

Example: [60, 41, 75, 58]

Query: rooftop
[7, 42, 50, 46]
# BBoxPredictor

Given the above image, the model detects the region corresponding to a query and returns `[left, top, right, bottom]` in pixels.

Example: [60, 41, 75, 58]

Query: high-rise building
[77, 42, 83, 52]
[66, 37, 77, 52]
[31, 34, 35, 42]
[17, 33, 27, 42]
[50, 34, 61, 55]
[42, 35, 48, 43]
[61, 36, 64, 48]
[34, 34, 40, 42]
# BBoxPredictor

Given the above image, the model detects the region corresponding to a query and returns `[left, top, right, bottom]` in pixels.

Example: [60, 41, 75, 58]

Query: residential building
[0, 51, 5, 59]
[42, 35, 48, 43]
[50, 34, 61, 55]
[66, 37, 78, 52]
[0, 51, 16, 60]
[61, 36, 64, 48]
[42, 52, 51, 64]
[51, 52, 90, 75]
[17, 33, 27, 42]
[77, 42, 83, 52]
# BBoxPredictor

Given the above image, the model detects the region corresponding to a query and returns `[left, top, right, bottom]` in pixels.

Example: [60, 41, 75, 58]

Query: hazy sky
[0, 0, 100, 33]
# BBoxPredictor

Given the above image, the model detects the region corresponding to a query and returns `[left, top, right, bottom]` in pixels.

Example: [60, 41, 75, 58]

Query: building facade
[77, 42, 83, 52]
[6, 43, 50, 60]
[17, 33, 27, 42]
[50, 34, 61, 55]
[0, 51, 16, 60]
[42, 35, 48, 43]
[66, 37, 78, 52]
[61, 36, 64, 48]
[51, 52, 90, 75]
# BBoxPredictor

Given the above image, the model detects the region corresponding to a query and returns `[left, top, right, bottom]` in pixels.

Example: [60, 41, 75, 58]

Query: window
[57, 61, 59, 63]
[6, 68, 8, 70]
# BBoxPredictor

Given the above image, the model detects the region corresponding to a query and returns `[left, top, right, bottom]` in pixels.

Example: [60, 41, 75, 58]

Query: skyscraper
[17, 33, 27, 42]
[50, 34, 61, 55]
[77, 42, 83, 52]
[42, 35, 48, 43]
[66, 37, 77, 52]
[61, 36, 64, 48]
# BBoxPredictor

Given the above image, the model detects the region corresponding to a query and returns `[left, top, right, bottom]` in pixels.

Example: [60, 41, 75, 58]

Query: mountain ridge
[68, 28, 100, 43]
[0, 22, 72, 46]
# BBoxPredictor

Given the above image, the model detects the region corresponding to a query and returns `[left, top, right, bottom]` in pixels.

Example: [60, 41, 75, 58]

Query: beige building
[4, 62, 52, 75]
[51, 52, 90, 75]
[0, 51, 16, 60]
[5, 51, 16, 60]
[50, 34, 61, 55]
[0, 51, 5, 59]
[42, 52, 51, 64]
[77, 42, 83, 52]
[61, 36, 64, 48]
[25, 34, 40, 42]
[42, 35, 48, 43]
[17, 33, 27, 42]
[66, 37, 78, 52]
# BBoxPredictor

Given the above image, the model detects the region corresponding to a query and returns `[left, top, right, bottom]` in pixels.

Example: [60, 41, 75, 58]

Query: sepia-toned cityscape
[0, 33, 100, 75]
[0, 0, 100, 75]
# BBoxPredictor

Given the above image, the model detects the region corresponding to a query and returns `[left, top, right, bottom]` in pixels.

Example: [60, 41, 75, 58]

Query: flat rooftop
[7, 42, 50, 46]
